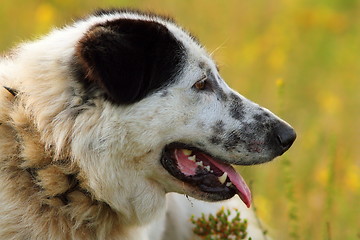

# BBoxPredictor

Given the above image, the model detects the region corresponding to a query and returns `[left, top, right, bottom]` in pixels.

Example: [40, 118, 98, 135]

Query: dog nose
[274, 123, 296, 154]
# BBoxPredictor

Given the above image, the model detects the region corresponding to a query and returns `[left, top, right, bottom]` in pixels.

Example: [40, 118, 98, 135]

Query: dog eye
[194, 78, 207, 90]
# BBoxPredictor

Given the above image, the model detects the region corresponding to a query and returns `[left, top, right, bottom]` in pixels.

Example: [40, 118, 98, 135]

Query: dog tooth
[204, 165, 210, 171]
[196, 161, 203, 167]
[188, 155, 196, 161]
[226, 182, 232, 187]
[182, 149, 192, 156]
[218, 172, 228, 184]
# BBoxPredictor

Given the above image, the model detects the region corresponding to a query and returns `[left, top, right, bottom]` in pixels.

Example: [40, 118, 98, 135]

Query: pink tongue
[175, 149, 252, 208]
[175, 150, 198, 176]
[200, 153, 252, 208]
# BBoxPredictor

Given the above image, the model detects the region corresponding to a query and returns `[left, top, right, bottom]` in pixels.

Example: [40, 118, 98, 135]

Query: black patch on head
[92, 8, 203, 48]
[229, 93, 245, 120]
[76, 18, 185, 104]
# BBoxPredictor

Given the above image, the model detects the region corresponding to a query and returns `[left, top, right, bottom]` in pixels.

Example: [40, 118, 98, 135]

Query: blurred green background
[1, 0, 359, 239]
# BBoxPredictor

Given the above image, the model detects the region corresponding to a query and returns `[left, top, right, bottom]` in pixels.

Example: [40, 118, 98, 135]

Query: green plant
[190, 208, 252, 240]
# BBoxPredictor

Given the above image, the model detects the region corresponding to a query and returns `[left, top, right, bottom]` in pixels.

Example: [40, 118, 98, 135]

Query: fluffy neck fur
[0, 87, 148, 239]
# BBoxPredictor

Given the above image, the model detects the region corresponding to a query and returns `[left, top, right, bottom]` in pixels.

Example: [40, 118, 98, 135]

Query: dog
[0, 9, 296, 239]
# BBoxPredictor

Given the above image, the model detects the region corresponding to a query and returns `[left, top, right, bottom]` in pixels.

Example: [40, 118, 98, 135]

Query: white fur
[0, 10, 288, 239]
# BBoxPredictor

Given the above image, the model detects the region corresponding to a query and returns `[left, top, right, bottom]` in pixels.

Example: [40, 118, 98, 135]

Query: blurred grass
[1, 0, 359, 239]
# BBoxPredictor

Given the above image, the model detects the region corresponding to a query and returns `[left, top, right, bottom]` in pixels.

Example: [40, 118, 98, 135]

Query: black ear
[76, 18, 185, 104]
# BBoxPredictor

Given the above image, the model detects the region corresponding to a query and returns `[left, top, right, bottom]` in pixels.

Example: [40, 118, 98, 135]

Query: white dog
[0, 9, 295, 239]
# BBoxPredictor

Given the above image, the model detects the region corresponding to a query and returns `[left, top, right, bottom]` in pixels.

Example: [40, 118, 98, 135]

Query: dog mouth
[161, 143, 251, 207]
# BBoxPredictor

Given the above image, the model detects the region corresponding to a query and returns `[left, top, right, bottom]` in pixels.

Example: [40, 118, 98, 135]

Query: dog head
[11, 9, 295, 224]
[73, 9, 295, 209]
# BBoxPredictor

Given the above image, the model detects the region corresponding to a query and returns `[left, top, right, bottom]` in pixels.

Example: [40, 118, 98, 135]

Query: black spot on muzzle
[229, 94, 245, 121]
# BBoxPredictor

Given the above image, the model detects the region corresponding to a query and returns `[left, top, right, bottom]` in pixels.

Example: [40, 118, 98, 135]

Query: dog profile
[0, 9, 295, 239]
